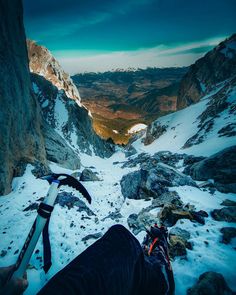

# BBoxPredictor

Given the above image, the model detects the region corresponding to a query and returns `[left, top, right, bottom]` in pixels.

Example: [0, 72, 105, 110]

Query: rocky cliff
[27, 43, 115, 158]
[27, 40, 81, 103]
[0, 0, 47, 195]
[177, 34, 236, 109]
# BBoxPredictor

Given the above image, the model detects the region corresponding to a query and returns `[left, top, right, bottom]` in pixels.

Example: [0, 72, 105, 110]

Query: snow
[133, 83, 236, 157]
[0, 81, 235, 294]
[128, 123, 147, 134]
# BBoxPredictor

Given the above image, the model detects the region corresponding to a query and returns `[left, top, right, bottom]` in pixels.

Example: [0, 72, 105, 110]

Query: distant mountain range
[72, 67, 188, 144]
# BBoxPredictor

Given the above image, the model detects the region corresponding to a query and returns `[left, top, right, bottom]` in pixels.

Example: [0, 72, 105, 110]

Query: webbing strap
[37, 203, 54, 273]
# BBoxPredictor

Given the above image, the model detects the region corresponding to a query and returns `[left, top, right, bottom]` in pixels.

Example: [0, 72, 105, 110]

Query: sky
[23, 0, 236, 74]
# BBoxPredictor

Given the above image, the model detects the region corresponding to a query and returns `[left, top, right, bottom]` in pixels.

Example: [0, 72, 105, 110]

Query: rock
[101, 211, 123, 222]
[187, 271, 235, 295]
[220, 227, 236, 244]
[159, 204, 193, 226]
[0, 0, 47, 195]
[177, 34, 236, 110]
[56, 192, 95, 216]
[27, 40, 81, 102]
[221, 199, 236, 206]
[144, 122, 167, 145]
[43, 122, 81, 170]
[80, 168, 101, 181]
[151, 191, 183, 207]
[23, 203, 39, 212]
[188, 146, 236, 193]
[0, 250, 7, 258]
[211, 207, 236, 222]
[169, 235, 188, 258]
[183, 155, 206, 166]
[121, 164, 196, 200]
[124, 145, 137, 158]
[81, 232, 103, 243]
[127, 211, 157, 235]
[169, 227, 191, 240]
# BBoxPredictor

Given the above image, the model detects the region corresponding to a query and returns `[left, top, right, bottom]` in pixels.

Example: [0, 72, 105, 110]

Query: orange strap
[148, 237, 158, 255]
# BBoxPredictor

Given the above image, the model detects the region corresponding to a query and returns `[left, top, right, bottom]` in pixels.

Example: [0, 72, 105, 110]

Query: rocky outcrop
[80, 169, 101, 181]
[120, 164, 196, 200]
[31, 73, 115, 158]
[220, 227, 236, 244]
[43, 123, 80, 170]
[187, 272, 235, 295]
[177, 34, 236, 109]
[211, 207, 236, 222]
[188, 146, 236, 193]
[27, 40, 81, 103]
[0, 0, 47, 195]
[143, 123, 167, 145]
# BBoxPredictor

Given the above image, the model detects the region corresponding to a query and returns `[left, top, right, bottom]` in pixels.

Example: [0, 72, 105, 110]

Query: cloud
[55, 36, 225, 74]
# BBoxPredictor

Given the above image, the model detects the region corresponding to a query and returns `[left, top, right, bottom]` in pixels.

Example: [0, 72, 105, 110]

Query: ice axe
[10, 173, 92, 280]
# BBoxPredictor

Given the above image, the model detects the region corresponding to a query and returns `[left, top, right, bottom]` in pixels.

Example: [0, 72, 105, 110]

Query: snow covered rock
[144, 122, 167, 145]
[43, 123, 81, 170]
[220, 227, 236, 244]
[80, 169, 101, 182]
[211, 207, 236, 223]
[31, 73, 115, 158]
[121, 163, 196, 200]
[188, 146, 236, 193]
[187, 272, 235, 295]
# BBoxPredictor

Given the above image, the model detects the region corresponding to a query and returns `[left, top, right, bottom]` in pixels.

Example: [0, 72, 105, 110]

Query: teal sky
[23, 0, 236, 73]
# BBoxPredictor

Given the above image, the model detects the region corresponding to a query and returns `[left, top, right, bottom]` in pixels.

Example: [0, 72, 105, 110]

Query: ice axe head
[41, 173, 92, 204]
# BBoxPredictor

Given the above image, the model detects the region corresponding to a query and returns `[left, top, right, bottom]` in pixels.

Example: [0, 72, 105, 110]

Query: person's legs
[38, 225, 143, 295]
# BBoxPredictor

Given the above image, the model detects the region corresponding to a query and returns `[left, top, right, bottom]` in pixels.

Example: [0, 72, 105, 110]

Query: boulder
[80, 169, 101, 181]
[81, 232, 103, 243]
[151, 191, 183, 207]
[169, 227, 191, 240]
[220, 227, 236, 244]
[43, 123, 81, 170]
[56, 192, 95, 216]
[159, 204, 193, 227]
[211, 207, 236, 222]
[127, 211, 157, 235]
[144, 122, 167, 145]
[121, 164, 196, 200]
[169, 235, 188, 258]
[188, 146, 236, 193]
[221, 199, 236, 207]
[187, 271, 235, 295]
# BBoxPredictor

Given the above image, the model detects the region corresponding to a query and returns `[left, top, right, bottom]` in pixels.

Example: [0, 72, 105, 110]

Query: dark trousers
[38, 225, 174, 295]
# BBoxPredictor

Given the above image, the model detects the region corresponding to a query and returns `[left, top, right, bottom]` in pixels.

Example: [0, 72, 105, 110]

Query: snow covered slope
[136, 78, 236, 157]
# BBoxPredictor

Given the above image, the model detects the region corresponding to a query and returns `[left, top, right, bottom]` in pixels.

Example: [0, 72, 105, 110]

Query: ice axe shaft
[12, 180, 60, 279]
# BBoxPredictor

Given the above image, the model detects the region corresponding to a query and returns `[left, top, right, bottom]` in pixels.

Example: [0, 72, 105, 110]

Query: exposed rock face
[27, 40, 81, 103]
[0, 0, 47, 195]
[187, 272, 235, 295]
[188, 146, 236, 193]
[120, 164, 196, 200]
[80, 168, 101, 182]
[211, 207, 236, 222]
[42, 123, 80, 170]
[31, 73, 115, 158]
[220, 227, 236, 244]
[143, 123, 167, 145]
[177, 34, 236, 109]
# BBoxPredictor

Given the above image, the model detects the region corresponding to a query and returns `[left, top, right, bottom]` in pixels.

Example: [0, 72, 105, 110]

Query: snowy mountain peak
[27, 40, 81, 104]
